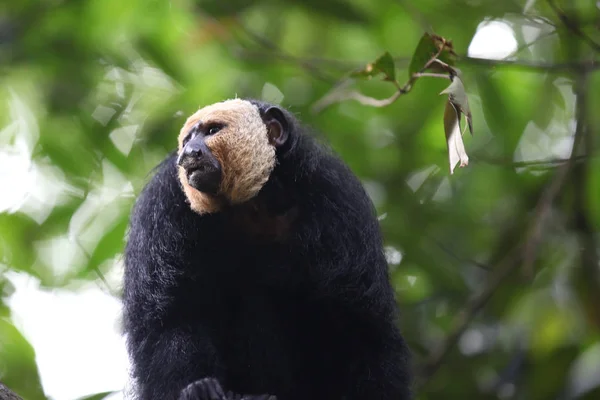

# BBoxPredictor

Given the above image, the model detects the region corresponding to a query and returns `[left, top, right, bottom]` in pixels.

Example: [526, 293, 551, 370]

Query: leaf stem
[313, 42, 456, 112]
[412, 72, 452, 79]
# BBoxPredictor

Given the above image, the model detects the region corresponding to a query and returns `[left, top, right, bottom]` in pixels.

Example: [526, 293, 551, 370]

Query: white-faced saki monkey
[123, 98, 412, 400]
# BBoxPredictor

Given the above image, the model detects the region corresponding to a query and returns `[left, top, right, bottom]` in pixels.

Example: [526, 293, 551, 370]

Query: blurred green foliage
[1, 0, 599, 399]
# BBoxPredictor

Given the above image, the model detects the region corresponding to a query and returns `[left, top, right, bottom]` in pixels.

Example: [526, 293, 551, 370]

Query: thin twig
[313, 85, 405, 111]
[232, 41, 599, 94]
[417, 97, 591, 384]
[0, 382, 22, 400]
[521, 159, 571, 278]
[74, 238, 116, 296]
[574, 188, 600, 328]
[237, 47, 600, 74]
[461, 56, 599, 72]
[231, 19, 338, 83]
[413, 72, 452, 79]
[396, 0, 432, 32]
[231, 48, 353, 71]
[521, 71, 588, 278]
[429, 236, 491, 271]
[313, 44, 452, 112]
[568, 68, 600, 328]
[472, 154, 590, 168]
[424, 45, 448, 71]
[416, 246, 523, 388]
[521, 13, 557, 27]
[505, 29, 557, 59]
[547, 0, 600, 53]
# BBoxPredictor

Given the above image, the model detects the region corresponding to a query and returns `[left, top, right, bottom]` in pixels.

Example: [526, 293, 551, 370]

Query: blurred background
[1, 0, 599, 399]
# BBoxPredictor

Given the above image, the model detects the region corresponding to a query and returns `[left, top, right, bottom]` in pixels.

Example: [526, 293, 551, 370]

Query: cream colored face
[177, 99, 276, 215]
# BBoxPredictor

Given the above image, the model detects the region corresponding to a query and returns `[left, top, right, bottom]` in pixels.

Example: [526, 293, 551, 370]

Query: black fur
[123, 100, 412, 400]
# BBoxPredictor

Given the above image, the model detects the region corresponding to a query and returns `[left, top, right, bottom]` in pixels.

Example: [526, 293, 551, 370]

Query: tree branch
[521, 65, 589, 279]
[547, 0, 600, 54]
[416, 245, 523, 388]
[312, 82, 405, 112]
[570, 68, 600, 329]
[460, 56, 599, 72]
[428, 236, 491, 271]
[412, 72, 452, 79]
[472, 154, 591, 168]
[312, 44, 452, 112]
[417, 34, 598, 389]
[0, 382, 22, 400]
[235, 48, 600, 74]
[231, 48, 353, 71]
[230, 19, 339, 83]
[395, 0, 432, 33]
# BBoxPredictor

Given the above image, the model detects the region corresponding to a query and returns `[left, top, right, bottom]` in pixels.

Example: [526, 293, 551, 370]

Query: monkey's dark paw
[179, 377, 227, 400]
[225, 391, 277, 400]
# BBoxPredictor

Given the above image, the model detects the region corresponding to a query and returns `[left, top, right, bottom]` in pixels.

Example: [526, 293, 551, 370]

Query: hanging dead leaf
[440, 73, 473, 135]
[443, 100, 469, 174]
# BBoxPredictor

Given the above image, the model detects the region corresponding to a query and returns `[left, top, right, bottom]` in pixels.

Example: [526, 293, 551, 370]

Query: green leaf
[588, 156, 600, 229]
[77, 215, 129, 283]
[475, 70, 542, 156]
[0, 319, 46, 400]
[0, 274, 15, 318]
[372, 51, 396, 82]
[532, 76, 567, 129]
[77, 391, 117, 400]
[0, 213, 39, 274]
[408, 32, 456, 78]
[528, 346, 580, 399]
[136, 36, 184, 84]
[351, 51, 396, 82]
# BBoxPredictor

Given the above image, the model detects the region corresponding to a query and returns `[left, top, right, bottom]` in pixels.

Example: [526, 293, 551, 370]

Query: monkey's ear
[264, 106, 289, 147]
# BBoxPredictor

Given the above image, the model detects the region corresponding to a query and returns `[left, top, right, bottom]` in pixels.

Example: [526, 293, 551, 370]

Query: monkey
[122, 98, 412, 400]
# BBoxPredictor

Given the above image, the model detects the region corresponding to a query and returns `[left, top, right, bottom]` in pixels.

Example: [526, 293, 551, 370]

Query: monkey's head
[176, 98, 292, 214]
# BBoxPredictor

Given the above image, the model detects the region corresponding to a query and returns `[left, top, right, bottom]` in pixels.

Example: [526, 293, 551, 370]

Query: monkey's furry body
[123, 99, 411, 400]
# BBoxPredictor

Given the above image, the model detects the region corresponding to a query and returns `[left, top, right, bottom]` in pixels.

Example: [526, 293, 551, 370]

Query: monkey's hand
[226, 393, 277, 400]
[179, 378, 277, 400]
[179, 377, 227, 400]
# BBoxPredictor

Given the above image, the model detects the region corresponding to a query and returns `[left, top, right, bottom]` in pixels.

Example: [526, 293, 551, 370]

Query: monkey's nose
[178, 143, 205, 166]
[182, 140, 204, 158]
[177, 137, 209, 167]
[177, 136, 222, 195]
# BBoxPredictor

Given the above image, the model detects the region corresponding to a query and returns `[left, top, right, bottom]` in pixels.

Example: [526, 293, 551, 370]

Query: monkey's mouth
[184, 162, 222, 195]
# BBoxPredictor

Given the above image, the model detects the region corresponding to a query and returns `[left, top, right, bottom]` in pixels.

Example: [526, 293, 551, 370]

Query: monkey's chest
[203, 243, 340, 397]
[216, 288, 307, 394]
[215, 289, 346, 400]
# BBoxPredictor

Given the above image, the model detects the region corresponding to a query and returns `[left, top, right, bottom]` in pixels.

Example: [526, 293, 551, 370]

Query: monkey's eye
[206, 125, 223, 136]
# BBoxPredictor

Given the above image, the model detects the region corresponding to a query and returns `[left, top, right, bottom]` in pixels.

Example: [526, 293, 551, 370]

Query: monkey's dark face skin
[177, 122, 223, 195]
[123, 99, 412, 400]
